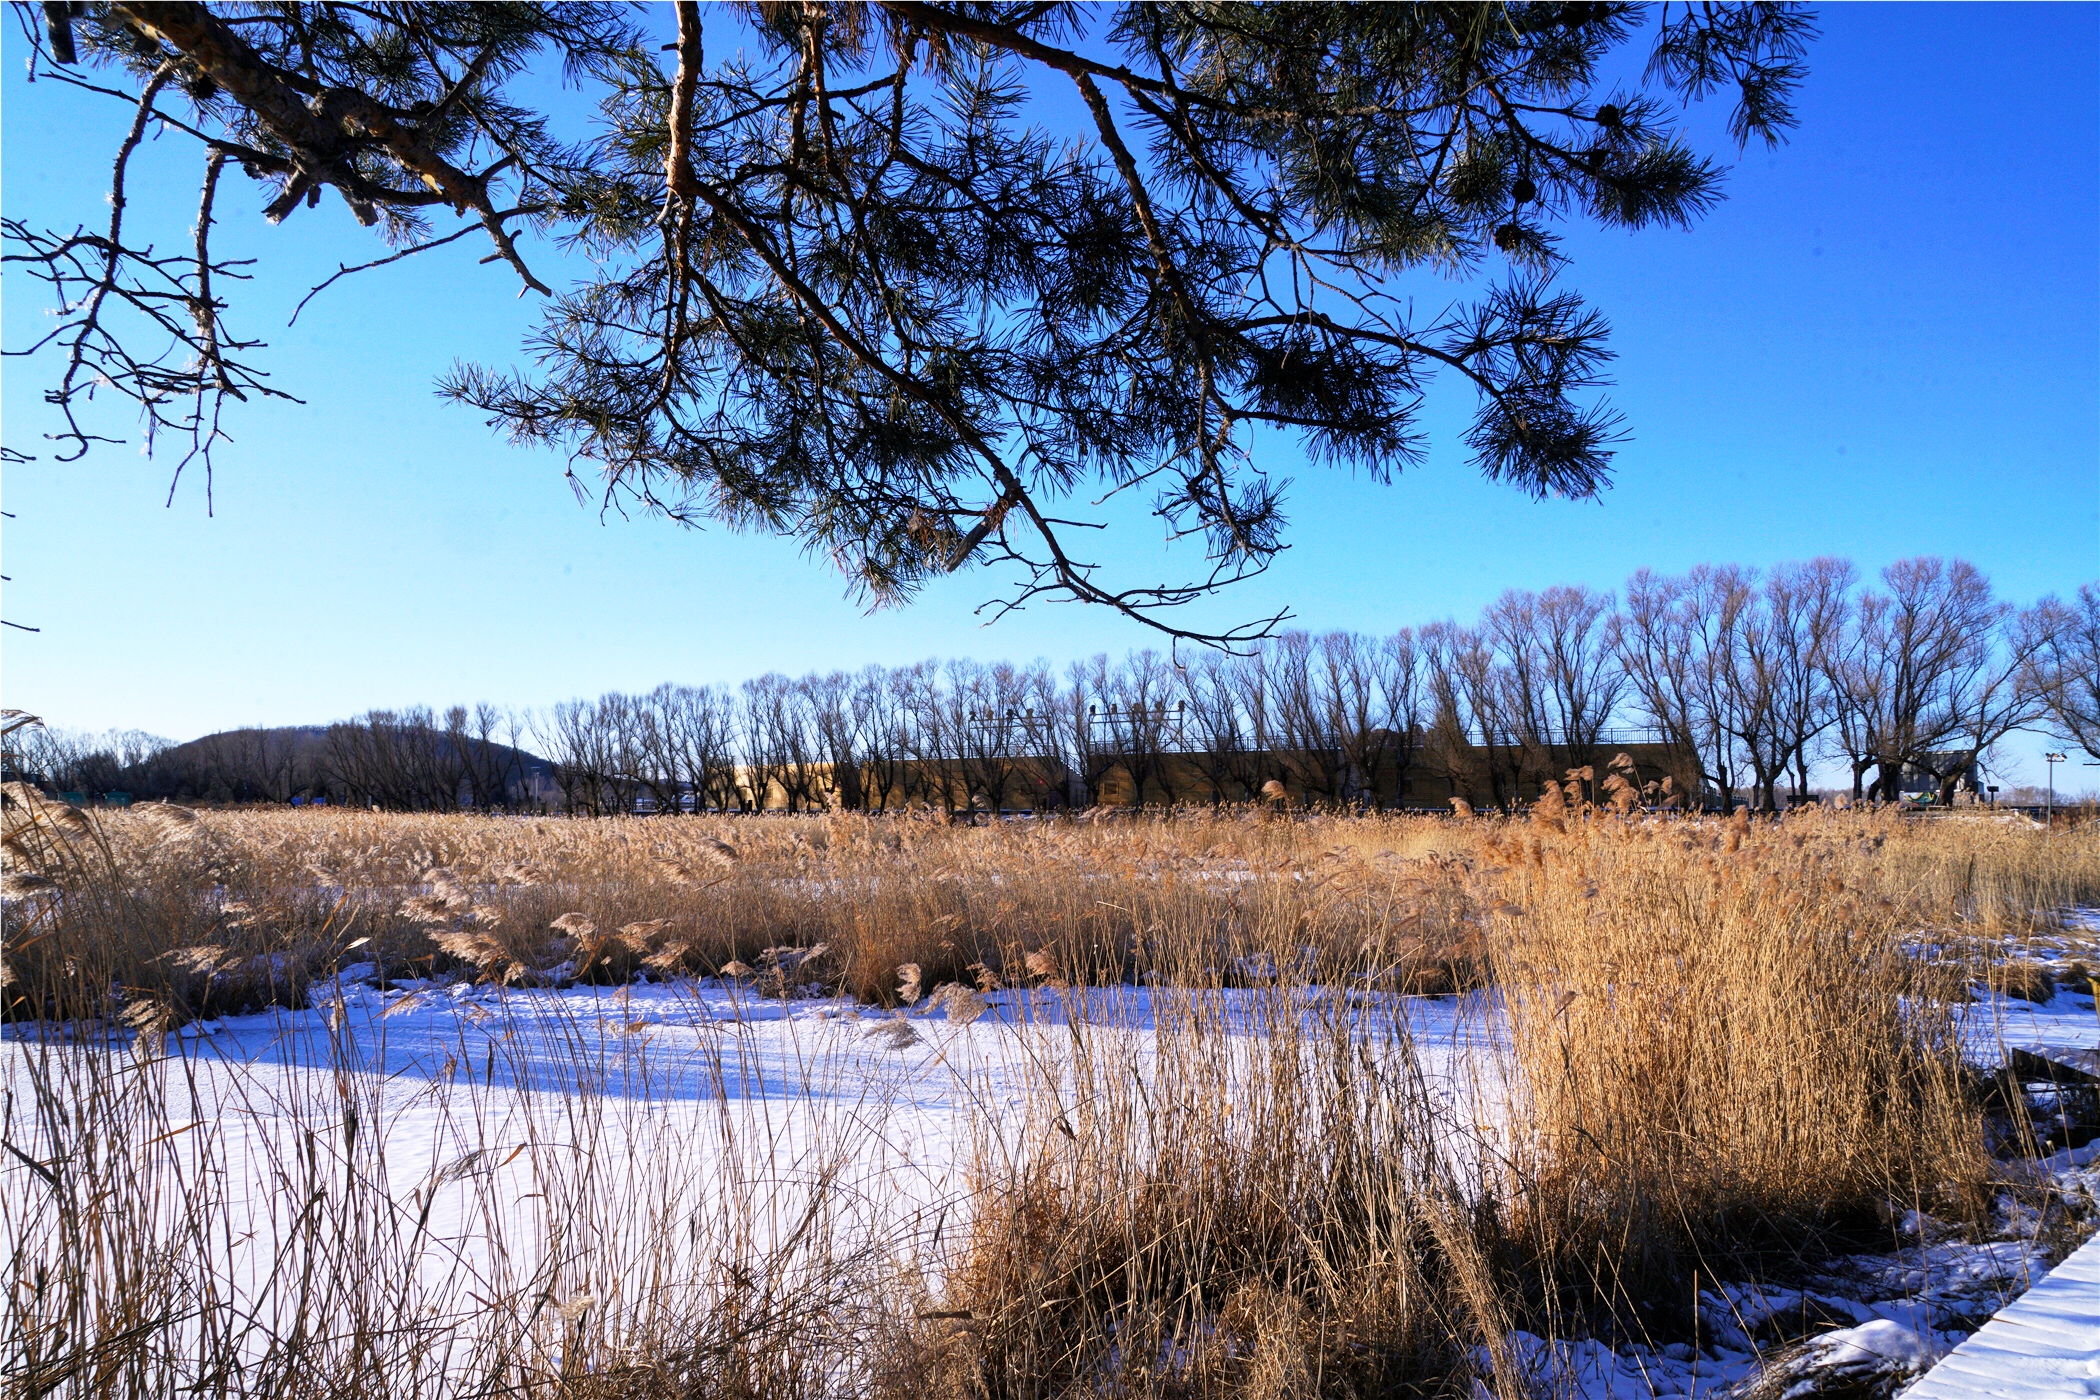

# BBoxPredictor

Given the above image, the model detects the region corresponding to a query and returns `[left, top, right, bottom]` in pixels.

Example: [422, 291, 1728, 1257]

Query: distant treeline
[12, 559, 2095, 814]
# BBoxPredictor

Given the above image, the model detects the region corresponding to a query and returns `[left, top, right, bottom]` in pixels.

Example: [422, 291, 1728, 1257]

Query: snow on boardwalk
[1901, 1228, 2100, 1400]
[1915, 921, 2100, 1400]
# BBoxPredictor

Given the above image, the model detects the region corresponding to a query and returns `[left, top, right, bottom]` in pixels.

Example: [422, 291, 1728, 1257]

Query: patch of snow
[1956, 977, 2100, 1073]
[1806, 1318, 1947, 1372]
[1484, 1330, 1762, 1399]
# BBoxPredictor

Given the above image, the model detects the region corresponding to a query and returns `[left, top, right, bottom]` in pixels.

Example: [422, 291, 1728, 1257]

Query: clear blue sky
[3, 5, 2095, 785]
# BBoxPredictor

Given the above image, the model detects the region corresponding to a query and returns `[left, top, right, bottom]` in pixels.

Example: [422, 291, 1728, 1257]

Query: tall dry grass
[3, 786, 357, 1027]
[885, 808, 2050, 1396]
[1873, 809, 2100, 937]
[14, 799, 2088, 1025]
[4, 798, 2094, 1396]
[889, 982, 1521, 1399]
[1487, 810, 1989, 1323]
[3, 992, 894, 1398]
[6, 802, 1496, 1024]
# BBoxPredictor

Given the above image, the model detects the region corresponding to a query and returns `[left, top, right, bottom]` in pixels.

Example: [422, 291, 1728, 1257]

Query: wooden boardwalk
[1903, 1227, 2100, 1399]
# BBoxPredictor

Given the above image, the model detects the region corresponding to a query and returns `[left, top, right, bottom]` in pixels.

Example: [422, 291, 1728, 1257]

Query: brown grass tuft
[1496, 817, 1989, 1312]
[1992, 958, 2057, 1004]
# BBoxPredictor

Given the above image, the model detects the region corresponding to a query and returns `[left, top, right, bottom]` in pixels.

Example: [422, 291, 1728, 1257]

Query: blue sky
[3, 5, 2095, 785]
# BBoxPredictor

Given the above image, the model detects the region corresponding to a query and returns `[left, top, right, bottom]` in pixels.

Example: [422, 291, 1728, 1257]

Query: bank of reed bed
[891, 812, 2024, 1397]
[1, 785, 350, 1027]
[8, 799, 2092, 1027]
[5, 801, 1494, 1026]
[1486, 813, 1989, 1323]
[4, 798, 2095, 1396]
[888, 980, 1522, 1400]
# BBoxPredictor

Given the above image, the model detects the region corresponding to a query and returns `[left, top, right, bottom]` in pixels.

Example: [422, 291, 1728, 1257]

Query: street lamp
[2044, 752, 2066, 825]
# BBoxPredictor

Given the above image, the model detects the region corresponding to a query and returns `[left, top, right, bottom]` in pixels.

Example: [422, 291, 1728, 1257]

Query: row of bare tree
[4, 728, 175, 797]
[1621, 561, 2095, 807]
[14, 561, 2093, 813]
[524, 559, 2095, 814]
[529, 638, 1426, 815]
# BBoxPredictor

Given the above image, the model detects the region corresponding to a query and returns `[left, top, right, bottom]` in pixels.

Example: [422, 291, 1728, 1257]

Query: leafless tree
[1021, 663, 1075, 810]
[1227, 646, 1292, 802]
[737, 675, 821, 812]
[625, 688, 694, 815]
[325, 709, 467, 809]
[534, 699, 620, 816]
[52, 551, 2084, 817]
[730, 678, 776, 812]
[1413, 622, 1471, 806]
[1103, 650, 1185, 806]
[602, 693, 659, 812]
[1530, 585, 1625, 797]
[1681, 567, 1757, 811]
[673, 685, 742, 812]
[1266, 632, 1347, 804]
[1378, 629, 1428, 808]
[1833, 558, 2028, 802]
[1711, 570, 1787, 810]
[860, 666, 920, 811]
[72, 729, 180, 797]
[1424, 621, 1523, 808]
[1613, 567, 1753, 810]
[451, 702, 526, 810]
[942, 659, 1044, 814]
[1317, 631, 1408, 809]
[12, 726, 98, 795]
[2028, 584, 2100, 763]
[1481, 591, 1549, 766]
[1614, 572, 1701, 803]
[1061, 656, 1124, 809]
[16, 725, 177, 796]
[1762, 559, 1853, 806]
[1916, 599, 2054, 804]
[804, 671, 865, 811]
[893, 662, 949, 811]
[1175, 650, 1252, 805]
[1484, 590, 1614, 800]
[894, 663, 953, 815]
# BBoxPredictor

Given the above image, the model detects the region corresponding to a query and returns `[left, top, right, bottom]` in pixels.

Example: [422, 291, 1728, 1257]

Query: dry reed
[4, 801, 2093, 1397]
[1487, 813, 1990, 1323]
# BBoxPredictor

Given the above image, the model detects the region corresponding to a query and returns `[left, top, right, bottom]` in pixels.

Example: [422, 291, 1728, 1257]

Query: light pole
[2044, 752, 2065, 826]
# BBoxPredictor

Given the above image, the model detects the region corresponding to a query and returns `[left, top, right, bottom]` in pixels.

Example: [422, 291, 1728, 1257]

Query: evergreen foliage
[8, 2, 1814, 639]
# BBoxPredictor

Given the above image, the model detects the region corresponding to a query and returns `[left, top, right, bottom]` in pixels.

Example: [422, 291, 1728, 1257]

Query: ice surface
[7, 907, 2096, 1398]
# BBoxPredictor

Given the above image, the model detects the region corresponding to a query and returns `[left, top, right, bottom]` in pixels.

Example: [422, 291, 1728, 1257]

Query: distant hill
[154, 724, 332, 766]
[128, 723, 557, 807]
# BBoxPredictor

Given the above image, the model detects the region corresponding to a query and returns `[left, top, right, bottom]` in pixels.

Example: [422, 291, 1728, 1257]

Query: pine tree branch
[110, 1, 551, 292]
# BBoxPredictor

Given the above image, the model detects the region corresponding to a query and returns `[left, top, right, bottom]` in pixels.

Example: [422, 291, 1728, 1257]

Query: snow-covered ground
[6, 973, 1512, 1276]
[5, 912, 2095, 1398]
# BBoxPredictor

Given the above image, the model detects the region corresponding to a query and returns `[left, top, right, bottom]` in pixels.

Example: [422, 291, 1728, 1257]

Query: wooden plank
[1903, 1228, 2100, 1399]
